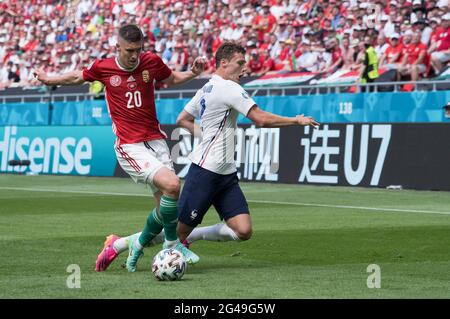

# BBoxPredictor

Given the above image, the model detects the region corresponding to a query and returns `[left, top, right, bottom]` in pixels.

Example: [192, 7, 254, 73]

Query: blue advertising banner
[51, 100, 112, 125]
[156, 91, 449, 123]
[238, 91, 449, 123]
[0, 126, 116, 176]
[0, 102, 49, 126]
[160, 91, 449, 124]
[1, 91, 449, 126]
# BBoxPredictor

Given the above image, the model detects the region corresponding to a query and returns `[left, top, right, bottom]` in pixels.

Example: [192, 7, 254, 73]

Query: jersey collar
[115, 57, 140, 72]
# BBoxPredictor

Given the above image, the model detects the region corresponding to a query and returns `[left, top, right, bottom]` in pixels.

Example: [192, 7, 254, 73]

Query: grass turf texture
[1, 174, 449, 298]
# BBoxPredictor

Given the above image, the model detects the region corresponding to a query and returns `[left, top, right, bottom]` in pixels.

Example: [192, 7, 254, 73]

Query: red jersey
[279, 47, 290, 61]
[405, 43, 427, 65]
[253, 14, 277, 42]
[262, 56, 276, 71]
[437, 27, 450, 51]
[385, 44, 404, 63]
[248, 57, 264, 73]
[82, 52, 172, 145]
[332, 47, 343, 63]
[430, 27, 445, 45]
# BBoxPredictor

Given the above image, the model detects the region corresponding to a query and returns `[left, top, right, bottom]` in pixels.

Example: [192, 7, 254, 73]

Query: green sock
[138, 208, 163, 247]
[160, 195, 179, 241]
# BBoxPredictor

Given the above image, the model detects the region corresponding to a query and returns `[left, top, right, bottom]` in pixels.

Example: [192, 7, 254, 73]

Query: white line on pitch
[247, 200, 450, 215]
[0, 186, 449, 216]
[0, 186, 146, 197]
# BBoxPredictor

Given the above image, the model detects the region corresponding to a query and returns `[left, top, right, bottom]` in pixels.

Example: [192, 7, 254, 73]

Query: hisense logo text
[0, 126, 92, 175]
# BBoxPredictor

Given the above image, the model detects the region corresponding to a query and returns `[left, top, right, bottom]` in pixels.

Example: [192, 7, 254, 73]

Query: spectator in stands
[322, 38, 343, 75]
[6, 61, 20, 83]
[168, 42, 188, 72]
[398, 32, 429, 82]
[187, 47, 199, 71]
[402, 29, 414, 47]
[269, 34, 282, 59]
[429, 17, 445, 46]
[270, 0, 288, 20]
[274, 18, 290, 43]
[258, 49, 278, 76]
[430, 13, 450, 75]
[375, 34, 389, 60]
[245, 40, 257, 59]
[296, 41, 319, 72]
[293, 32, 303, 59]
[341, 36, 356, 70]
[414, 19, 433, 45]
[253, 1, 277, 43]
[277, 39, 292, 69]
[247, 49, 264, 76]
[379, 33, 404, 71]
[259, 33, 271, 51]
[330, 5, 343, 30]
[384, 11, 398, 38]
[241, 7, 254, 26]
[202, 48, 216, 76]
[354, 39, 367, 72]
[411, 0, 428, 24]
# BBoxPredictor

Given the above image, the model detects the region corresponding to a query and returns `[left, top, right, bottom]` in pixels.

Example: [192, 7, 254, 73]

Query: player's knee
[235, 227, 252, 241]
[163, 177, 181, 198]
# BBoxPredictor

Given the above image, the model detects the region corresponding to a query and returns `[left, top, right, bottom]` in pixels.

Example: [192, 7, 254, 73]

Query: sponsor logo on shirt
[127, 82, 137, 90]
[142, 70, 150, 83]
[127, 75, 136, 82]
[242, 91, 250, 99]
[110, 75, 121, 87]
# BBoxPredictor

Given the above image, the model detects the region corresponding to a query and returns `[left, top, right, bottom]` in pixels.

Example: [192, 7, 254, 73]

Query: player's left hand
[296, 114, 320, 128]
[33, 66, 50, 86]
[191, 56, 208, 76]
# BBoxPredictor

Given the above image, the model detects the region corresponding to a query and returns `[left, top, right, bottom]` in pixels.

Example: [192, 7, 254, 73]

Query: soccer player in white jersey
[174, 42, 319, 250]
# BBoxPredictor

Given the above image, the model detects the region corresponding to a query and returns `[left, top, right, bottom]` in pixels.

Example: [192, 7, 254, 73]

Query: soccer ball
[151, 248, 187, 281]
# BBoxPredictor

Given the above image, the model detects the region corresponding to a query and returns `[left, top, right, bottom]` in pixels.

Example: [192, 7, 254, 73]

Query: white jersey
[184, 74, 256, 175]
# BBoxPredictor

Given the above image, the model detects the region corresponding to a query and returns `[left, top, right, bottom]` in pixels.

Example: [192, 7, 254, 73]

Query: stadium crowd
[0, 0, 449, 89]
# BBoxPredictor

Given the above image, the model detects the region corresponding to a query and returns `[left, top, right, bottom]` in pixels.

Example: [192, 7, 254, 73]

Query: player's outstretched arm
[162, 57, 208, 87]
[34, 67, 86, 86]
[247, 105, 320, 128]
[176, 110, 201, 138]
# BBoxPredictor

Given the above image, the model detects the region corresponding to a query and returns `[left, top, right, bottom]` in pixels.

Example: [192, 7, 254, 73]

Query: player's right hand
[296, 114, 320, 128]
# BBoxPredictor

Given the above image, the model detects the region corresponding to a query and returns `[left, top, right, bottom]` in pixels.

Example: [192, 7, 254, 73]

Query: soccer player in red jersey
[34, 24, 206, 272]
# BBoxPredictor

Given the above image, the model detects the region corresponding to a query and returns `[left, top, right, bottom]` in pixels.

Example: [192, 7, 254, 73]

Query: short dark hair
[215, 42, 246, 68]
[118, 24, 143, 43]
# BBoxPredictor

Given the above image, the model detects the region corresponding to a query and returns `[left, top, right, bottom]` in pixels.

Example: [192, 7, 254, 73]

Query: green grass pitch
[1, 174, 449, 298]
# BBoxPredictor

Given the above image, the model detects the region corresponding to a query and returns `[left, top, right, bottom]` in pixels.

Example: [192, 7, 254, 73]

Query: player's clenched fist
[191, 56, 208, 76]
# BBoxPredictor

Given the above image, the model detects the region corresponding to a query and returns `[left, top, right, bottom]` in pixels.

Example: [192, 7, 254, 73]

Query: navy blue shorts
[178, 164, 249, 227]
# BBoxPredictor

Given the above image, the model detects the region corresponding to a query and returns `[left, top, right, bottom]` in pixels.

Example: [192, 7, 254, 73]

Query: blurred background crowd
[0, 0, 449, 89]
